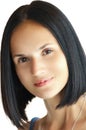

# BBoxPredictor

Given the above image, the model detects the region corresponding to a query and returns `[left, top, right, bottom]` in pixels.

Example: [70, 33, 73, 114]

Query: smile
[34, 77, 54, 87]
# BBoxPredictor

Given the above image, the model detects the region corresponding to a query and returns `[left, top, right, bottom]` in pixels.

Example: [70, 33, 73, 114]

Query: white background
[0, 0, 86, 130]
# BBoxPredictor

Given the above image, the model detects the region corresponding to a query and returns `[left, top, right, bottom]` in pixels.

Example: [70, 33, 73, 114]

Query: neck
[44, 95, 68, 126]
[42, 94, 86, 130]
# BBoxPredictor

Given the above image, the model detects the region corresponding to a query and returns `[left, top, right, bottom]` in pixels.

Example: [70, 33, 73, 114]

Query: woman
[1, 0, 86, 130]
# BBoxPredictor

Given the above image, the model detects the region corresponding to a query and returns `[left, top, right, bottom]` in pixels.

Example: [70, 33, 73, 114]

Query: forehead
[10, 20, 58, 51]
[11, 20, 50, 37]
[11, 20, 55, 43]
[11, 20, 56, 42]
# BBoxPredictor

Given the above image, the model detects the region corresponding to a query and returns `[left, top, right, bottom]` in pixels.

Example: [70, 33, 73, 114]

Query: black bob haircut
[1, 0, 86, 128]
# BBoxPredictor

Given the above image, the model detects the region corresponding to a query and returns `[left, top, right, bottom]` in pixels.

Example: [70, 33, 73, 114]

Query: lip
[34, 77, 54, 87]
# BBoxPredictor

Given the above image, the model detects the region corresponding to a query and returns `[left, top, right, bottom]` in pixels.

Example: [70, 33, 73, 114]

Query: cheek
[15, 67, 31, 86]
[52, 55, 69, 81]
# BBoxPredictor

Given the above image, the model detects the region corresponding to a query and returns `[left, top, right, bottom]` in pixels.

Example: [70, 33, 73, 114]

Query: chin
[38, 93, 57, 100]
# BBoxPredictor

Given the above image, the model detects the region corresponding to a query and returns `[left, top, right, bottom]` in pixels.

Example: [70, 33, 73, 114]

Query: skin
[10, 20, 86, 130]
[10, 20, 69, 100]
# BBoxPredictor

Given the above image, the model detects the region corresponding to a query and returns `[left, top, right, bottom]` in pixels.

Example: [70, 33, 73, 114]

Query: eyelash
[17, 48, 53, 63]
[18, 57, 30, 63]
[42, 48, 53, 56]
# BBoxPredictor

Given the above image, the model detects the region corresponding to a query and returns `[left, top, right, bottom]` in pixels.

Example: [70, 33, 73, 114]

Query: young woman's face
[10, 20, 69, 99]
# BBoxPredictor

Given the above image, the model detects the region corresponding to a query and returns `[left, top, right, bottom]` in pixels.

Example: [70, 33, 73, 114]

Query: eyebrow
[13, 43, 52, 58]
[39, 43, 51, 50]
[13, 54, 25, 58]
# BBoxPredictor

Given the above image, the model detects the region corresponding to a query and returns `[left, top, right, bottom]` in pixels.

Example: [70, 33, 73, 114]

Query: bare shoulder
[18, 122, 30, 130]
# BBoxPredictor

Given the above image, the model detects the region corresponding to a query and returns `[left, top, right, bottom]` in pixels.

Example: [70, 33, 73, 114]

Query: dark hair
[1, 0, 86, 128]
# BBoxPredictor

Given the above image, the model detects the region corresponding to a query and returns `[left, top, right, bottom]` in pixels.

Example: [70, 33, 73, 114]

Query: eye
[42, 48, 53, 56]
[18, 57, 30, 63]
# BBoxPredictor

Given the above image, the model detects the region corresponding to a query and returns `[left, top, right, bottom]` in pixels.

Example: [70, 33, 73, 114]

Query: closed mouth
[34, 77, 54, 87]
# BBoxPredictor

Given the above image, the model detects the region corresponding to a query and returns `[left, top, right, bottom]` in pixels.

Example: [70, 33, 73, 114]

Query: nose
[30, 58, 45, 76]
